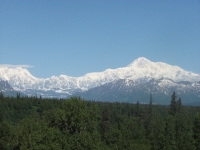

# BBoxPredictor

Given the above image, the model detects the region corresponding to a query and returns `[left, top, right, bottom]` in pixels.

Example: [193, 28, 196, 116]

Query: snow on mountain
[74, 78, 200, 104]
[0, 57, 199, 97]
[0, 79, 14, 92]
[0, 67, 38, 91]
[126, 57, 200, 82]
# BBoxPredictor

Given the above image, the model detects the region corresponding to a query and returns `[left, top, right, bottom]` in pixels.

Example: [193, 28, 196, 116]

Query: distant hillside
[0, 79, 22, 97]
[74, 78, 200, 105]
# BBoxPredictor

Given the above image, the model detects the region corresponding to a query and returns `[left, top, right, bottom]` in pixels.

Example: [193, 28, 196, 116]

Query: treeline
[0, 92, 200, 150]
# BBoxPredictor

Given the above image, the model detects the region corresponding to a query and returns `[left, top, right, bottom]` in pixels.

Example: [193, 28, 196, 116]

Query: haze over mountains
[0, 79, 16, 97]
[0, 79, 13, 92]
[75, 78, 200, 104]
[0, 57, 200, 104]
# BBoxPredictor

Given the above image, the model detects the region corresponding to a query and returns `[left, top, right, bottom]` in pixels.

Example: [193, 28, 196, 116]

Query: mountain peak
[0, 67, 37, 81]
[0, 57, 200, 98]
[127, 57, 151, 67]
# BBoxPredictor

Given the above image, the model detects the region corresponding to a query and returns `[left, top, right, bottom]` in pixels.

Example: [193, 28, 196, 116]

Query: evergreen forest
[0, 92, 200, 150]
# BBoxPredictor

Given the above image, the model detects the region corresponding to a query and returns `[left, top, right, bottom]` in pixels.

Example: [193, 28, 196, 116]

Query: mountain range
[74, 78, 200, 104]
[0, 57, 200, 104]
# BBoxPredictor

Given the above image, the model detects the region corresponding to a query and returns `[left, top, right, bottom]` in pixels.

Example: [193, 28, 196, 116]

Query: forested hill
[0, 92, 200, 150]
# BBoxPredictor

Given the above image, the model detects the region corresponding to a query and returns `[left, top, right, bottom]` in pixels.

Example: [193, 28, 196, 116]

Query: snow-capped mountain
[0, 79, 19, 97]
[74, 78, 200, 104]
[0, 79, 14, 92]
[0, 57, 199, 97]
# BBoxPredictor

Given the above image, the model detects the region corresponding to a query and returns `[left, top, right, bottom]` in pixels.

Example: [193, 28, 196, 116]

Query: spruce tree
[176, 97, 182, 114]
[150, 115, 165, 150]
[149, 94, 153, 115]
[163, 115, 178, 150]
[146, 94, 153, 138]
[176, 111, 195, 150]
[193, 112, 200, 150]
[135, 101, 140, 117]
[17, 93, 20, 100]
[0, 92, 4, 99]
[169, 91, 177, 116]
[100, 106, 110, 145]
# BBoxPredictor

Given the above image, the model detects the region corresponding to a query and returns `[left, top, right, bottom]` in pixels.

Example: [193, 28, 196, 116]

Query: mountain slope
[0, 57, 199, 97]
[0, 79, 13, 91]
[74, 78, 200, 104]
[0, 79, 19, 97]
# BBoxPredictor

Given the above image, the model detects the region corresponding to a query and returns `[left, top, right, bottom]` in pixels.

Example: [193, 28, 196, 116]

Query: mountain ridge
[0, 57, 199, 97]
[74, 77, 200, 104]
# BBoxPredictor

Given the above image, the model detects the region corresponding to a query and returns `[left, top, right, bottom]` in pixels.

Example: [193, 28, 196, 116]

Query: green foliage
[0, 93, 199, 149]
[193, 112, 200, 150]
[163, 115, 178, 150]
[175, 112, 195, 150]
[170, 91, 177, 116]
[0, 121, 13, 150]
[0, 92, 4, 99]
[149, 115, 165, 150]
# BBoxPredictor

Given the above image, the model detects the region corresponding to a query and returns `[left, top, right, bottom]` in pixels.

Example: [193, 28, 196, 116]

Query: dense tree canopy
[0, 92, 199, 149]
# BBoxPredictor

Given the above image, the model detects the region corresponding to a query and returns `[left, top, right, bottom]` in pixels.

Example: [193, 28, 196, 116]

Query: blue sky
[0, 1, 199, 78]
